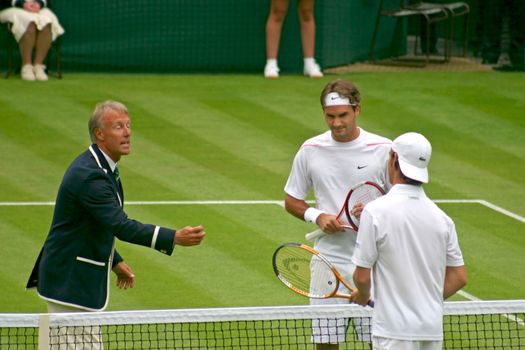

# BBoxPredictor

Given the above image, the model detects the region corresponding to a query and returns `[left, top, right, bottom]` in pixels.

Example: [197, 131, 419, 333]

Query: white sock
[266, 59, 278, 66]
[304, 57, 316, 66]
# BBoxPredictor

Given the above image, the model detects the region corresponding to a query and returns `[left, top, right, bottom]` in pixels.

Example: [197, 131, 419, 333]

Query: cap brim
[398, 159, 429, 183]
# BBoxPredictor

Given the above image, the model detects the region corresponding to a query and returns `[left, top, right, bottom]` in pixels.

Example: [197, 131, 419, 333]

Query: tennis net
[1, 300, 524, 349]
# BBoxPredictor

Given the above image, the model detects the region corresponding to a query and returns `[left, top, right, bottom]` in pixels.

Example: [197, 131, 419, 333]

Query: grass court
[0, 72, 524, 313]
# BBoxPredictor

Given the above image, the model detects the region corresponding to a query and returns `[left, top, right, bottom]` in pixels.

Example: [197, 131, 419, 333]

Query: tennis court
[0, 72, 524, 348]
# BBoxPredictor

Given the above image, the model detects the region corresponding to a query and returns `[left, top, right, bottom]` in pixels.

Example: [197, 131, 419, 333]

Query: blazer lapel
[88, 144, 124, 207]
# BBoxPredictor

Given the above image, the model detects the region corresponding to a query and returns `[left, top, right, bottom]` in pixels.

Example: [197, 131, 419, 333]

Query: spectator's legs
[32, 23, 51, 80]
[19, 22, 37, 66]
[34, 24, 52, 66]
[264, 0, 289, 78]
[297, 0, 315, 58]
[19, 22, 37, 80]
[266, 0, 290, 60]
[297, 0, 322, 77]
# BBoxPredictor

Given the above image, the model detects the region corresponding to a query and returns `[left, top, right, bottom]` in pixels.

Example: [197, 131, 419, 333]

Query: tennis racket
[305, 181, 385, 242]
[272, 242, 374, 306]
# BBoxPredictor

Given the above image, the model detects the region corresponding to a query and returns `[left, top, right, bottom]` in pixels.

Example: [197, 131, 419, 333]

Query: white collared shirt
[352, 184, 464, 341]
[99, 150, 117, 173]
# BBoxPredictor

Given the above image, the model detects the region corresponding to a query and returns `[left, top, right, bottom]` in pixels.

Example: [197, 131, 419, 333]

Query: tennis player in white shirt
[351, 132, 468, 350]
[284, 79, 391, 349]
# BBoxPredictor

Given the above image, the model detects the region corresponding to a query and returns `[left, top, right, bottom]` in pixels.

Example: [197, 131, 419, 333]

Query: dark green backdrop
[1, 0, 482, 73]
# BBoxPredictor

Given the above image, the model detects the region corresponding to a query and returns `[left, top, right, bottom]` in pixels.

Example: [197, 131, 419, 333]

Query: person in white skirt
[0, 0, 64, 81]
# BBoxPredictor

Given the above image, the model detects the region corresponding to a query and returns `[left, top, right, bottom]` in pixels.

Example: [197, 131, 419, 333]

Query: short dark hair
[320, 79, 361, 110]
[394, 158, 423, 186]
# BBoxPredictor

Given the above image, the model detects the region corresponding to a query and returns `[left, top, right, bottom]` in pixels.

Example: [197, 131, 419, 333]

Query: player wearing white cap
[351, 132, 468, 350]
[284, 79, 391, 349]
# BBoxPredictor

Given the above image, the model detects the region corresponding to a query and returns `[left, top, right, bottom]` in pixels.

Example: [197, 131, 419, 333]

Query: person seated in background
[264, 0, 323, 79]
[0, 0, 64, 81]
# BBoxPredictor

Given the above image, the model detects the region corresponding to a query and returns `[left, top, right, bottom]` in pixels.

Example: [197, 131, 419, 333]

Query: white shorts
[0, 7, 64, 42]
[310, 259, 371, 344]
[372, 336, 442, 350]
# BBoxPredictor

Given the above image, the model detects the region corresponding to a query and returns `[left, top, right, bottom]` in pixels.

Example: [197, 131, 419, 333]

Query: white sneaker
[304, 62, 324, 78]
[21, 64, 36, 81]
[33, 64, 49, 81]
[264, 61, 279, 79]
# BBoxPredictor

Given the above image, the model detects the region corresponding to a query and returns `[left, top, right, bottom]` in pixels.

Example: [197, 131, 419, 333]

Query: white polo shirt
[352, 184, 464, 341]
[284, 128, 391, 265]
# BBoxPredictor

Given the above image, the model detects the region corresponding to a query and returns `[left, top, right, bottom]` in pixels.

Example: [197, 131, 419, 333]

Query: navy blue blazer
[26, 144, 176, 311]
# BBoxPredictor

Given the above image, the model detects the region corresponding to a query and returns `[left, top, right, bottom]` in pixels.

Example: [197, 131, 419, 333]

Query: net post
[38, 314, 51, 350]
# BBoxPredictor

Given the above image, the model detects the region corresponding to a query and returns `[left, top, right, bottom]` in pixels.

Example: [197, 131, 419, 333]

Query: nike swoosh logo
[357, 165, 368, 169]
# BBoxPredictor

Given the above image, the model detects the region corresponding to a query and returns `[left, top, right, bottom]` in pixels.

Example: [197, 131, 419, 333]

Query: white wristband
[304, 207, 324, 224]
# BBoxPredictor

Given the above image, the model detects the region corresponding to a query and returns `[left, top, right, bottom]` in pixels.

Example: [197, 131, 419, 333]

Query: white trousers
[47, 302, 103, 350]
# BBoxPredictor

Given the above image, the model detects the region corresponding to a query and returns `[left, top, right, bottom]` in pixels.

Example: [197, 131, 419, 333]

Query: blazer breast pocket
[76, 256, 106, 267]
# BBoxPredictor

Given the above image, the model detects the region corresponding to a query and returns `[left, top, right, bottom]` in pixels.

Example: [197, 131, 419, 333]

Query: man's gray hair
[88, 101, 128, 143]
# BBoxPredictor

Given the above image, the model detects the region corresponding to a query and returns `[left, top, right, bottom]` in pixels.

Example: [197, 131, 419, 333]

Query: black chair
[369, 0, 450, 66]
[404, 2, 470, 59]
[442, 2, 470, 58]
[2, 22, 62, 79]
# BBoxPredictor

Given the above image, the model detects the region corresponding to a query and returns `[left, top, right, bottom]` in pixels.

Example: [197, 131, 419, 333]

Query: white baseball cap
[392, 132, 432, 183]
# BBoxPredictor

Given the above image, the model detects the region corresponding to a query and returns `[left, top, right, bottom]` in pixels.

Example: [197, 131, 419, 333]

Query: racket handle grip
[305, 229, 325, 242]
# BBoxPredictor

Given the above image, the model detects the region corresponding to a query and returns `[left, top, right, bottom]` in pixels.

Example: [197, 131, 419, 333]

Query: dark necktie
[113, 167, 120, 183]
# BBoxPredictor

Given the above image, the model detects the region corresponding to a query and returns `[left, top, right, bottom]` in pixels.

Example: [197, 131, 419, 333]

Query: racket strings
[275, 246, 337, 298]
[275, 246, 313, 293]
[346, 185, 384, 226]
[309, 257, 338, 297]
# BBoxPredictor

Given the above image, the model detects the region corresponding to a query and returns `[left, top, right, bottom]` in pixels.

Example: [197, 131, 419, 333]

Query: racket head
[272, 243, 339, 299]
[344, 181, 385, 231]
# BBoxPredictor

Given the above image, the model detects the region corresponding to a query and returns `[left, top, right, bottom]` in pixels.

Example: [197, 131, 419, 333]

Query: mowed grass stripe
[1, 73, 523, 314]
[124, 204, 286, 275]
[445, 206, 525, 299]
[117, 101, 287, 199]
[0, 102, 84, 169]
[0, 142, 63, 202]
[363, 95, 524, 190]
[129, 91, 301, 167]
[125, 92, 311, 177]
[0, 217, 49, 312]
[109, 245, 226, 310]
[121, 133, 272, 200]
[417, 89, 525, 160]
[431, 153, 525, 215]
[114, 208, 296, 309]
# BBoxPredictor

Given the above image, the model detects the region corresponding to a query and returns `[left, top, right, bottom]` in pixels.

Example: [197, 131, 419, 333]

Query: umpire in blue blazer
[26, 100, 206, 312]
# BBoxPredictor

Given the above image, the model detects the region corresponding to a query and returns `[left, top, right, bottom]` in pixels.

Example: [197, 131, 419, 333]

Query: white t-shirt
[352, 184, 465, 341]
[284, 128, 391, 265]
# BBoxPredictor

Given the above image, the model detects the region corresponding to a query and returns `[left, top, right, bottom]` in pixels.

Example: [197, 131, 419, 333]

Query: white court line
[2, 199, 524, 224]
[0, 200, 285, 206]
[457, 290, 481, 301]
[477, 200, 525, 224]
[0, 199, 498, 206]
